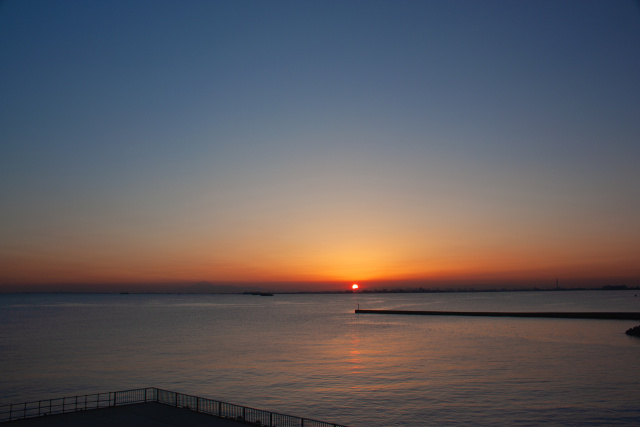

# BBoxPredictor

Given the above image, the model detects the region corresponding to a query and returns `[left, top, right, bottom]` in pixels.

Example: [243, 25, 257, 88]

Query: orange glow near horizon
[1, 217, 640, 291]
[2, 240, 640, 291]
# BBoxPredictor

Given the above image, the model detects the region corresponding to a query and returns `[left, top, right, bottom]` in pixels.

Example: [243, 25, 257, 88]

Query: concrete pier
[355, 309, 640, 320]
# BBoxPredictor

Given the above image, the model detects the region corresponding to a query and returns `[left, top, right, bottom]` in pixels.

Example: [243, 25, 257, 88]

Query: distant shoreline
[1, 286, 638, 295]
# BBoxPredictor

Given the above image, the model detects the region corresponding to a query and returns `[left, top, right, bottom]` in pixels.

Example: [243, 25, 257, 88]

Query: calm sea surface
[1, 291, 639, 426]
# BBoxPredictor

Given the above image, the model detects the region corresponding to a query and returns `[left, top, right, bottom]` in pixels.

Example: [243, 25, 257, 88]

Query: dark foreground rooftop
[1, 388, 347, 427]
[2, 401, 246, 427]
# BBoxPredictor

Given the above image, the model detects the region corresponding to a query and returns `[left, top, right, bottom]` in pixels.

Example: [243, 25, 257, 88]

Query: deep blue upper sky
[1, 0, 639, 289]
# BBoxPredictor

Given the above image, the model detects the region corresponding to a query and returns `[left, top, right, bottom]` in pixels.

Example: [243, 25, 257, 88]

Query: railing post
[8, 404, 12, 421]
[174, 392, 178, 407]
[38, 400, 41, 416]
[243, 407, 245, 420]
[218, 401, 221, 416]
[270, 412, 273, 427]
[113, 392, 117, 407]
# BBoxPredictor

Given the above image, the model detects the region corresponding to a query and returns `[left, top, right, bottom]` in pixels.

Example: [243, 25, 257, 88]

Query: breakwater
[354, 309, 640, 320]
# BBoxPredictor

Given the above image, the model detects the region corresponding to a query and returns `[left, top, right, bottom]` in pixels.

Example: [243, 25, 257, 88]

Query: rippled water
[2, 291, 639, 426]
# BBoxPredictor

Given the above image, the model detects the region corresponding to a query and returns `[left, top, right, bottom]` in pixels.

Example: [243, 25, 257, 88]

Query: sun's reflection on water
[348, 335, 363, 377]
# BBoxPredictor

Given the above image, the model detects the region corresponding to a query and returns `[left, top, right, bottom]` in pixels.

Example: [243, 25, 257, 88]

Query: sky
[1, 0, 639, 292]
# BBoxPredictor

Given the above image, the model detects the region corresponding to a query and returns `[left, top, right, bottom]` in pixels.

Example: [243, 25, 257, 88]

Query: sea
[1, 290, 639, 426]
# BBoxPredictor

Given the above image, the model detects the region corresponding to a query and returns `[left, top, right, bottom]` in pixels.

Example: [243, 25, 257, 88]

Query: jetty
[0, 387, 347, 427]
[354, 309, 640, 320]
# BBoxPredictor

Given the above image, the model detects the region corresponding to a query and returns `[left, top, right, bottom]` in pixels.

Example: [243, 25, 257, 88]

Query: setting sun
[352, 284, 359, 290]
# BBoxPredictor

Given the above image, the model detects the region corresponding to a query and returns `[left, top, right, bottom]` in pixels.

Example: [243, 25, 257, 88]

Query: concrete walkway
[2, 402, 250, 427]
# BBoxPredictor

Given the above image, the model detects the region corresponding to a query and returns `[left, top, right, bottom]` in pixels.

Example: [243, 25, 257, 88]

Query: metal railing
[0, 387, 348, 426]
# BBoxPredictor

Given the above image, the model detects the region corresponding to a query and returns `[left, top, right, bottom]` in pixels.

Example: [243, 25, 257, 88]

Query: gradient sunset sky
[1, 0, 639, 292]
